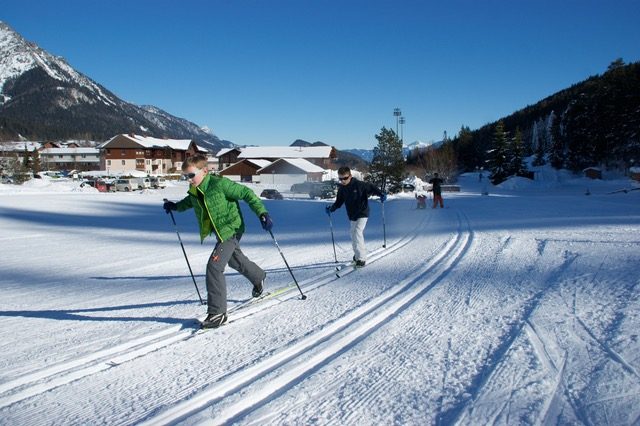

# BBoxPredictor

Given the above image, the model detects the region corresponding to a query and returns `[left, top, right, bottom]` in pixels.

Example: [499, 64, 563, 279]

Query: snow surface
[1, 171, 639, 425]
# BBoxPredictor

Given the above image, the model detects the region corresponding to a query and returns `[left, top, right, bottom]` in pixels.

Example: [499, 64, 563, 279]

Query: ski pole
[268, 230, 307, 300]
[381, 200, 387, 248]
[164, 199, 205, 305]
[328, 213, 338, 264]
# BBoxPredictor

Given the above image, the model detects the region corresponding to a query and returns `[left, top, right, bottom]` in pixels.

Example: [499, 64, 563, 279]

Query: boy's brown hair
[182, 154, 208, 171]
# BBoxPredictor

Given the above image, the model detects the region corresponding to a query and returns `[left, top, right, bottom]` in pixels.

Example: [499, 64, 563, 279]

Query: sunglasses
[183, 168, 202, 179]
[338, 175, 351, 181]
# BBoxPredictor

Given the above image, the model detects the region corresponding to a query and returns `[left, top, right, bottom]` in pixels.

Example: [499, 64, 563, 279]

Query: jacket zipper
[196, 186, 222, 242]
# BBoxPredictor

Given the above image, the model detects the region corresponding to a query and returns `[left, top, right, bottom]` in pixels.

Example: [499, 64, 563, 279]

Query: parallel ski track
[139, 210, 471, 425]
[0, 208, 431, 410]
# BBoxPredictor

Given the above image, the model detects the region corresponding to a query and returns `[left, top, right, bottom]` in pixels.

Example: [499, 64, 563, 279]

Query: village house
[237, 145, 336, 169]
[258, 158, 326, 185]
[219, 159, 272, 182]
[99, 134, 208, 175]
[583, 167, 602, 180]
[0, 141, 103, 173]
[39, 146, 100, 171]
[215, 148, 243, 171]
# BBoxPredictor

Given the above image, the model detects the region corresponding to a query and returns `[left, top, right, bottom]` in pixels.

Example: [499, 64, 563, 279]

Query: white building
[39, 147, 100, 171]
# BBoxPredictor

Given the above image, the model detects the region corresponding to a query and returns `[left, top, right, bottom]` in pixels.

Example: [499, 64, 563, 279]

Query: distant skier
[163, 154, 273, 329]
[325, 166, 386, 267]
[429, 172, 444, 208]
[415, 192, 427, 209]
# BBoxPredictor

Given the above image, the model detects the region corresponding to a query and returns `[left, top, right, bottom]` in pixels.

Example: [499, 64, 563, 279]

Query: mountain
[344, 141, 442, 164]
[0, 21, 231, 152]
[343, 148, 374, 163]
[290, 139, 330, 147]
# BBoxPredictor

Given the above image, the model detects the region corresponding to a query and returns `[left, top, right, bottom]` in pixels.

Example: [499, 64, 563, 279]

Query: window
[122, 160, 126, 165]
[107, 160, 111, 166]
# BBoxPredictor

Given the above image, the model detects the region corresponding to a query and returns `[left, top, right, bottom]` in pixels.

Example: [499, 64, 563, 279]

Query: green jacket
[176, 174, 268, 242]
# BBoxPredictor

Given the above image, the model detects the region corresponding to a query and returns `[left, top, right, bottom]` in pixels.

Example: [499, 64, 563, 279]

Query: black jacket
[329, 178, 383, 221]
[429, 177, 443, 195]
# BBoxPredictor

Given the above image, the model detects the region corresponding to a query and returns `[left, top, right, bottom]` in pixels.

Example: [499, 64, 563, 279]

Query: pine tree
[508, 127, 527, 176]
[487, 121, 509, 185]
[549, 112, 565, 169]
[367, 127, 405, 192]
[532, 119, 547, 166]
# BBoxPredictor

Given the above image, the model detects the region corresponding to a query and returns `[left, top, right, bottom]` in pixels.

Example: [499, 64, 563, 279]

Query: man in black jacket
[325, 166, 386, 267]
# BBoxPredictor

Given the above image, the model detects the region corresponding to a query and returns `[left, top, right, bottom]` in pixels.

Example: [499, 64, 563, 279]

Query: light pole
[399, 116, 405, 143]
[393, 108, 401, 137]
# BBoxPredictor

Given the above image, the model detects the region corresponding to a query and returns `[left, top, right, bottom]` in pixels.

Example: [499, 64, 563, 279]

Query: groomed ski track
[141, 211, 471, 425]
[1, 194, 639, 425]
[0, 208, 428, 411]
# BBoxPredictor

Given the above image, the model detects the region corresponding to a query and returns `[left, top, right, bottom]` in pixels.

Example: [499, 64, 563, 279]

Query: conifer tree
[549, 113, 565, 169]
[487, 121, 509, 185]
[508, 127, 527, 176]
[532, 133, 546, 166]
[367, 127, 405, 192]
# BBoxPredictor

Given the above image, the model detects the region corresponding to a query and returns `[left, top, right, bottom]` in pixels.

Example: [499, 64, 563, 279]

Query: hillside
[451, 59, 640, 172]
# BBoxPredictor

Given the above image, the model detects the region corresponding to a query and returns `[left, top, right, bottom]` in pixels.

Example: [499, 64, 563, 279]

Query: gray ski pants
[206, 235, 265, 315]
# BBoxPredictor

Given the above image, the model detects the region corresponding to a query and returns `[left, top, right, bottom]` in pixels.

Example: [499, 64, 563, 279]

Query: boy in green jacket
[163, 155, 273, 328]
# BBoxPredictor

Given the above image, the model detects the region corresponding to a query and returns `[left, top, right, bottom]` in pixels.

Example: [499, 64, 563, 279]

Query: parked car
[149, 176, 167, 189]
[260, 189, 283, 200]
[136, 177, 151, 189]
[114, 178, 137, 192]
[290, 181, 316, 193]
[309, 182, 337, 199]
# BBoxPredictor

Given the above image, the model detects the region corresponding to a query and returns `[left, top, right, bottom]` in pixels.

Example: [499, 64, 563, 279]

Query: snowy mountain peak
[0, 21, 231, 150]
[0, 21, 115, 106]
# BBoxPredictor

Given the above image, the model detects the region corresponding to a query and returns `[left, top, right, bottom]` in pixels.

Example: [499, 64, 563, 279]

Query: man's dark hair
[338, 166, 351, 175]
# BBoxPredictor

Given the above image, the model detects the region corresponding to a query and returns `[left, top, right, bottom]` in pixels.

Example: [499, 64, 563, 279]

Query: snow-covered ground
[1, 171, 639, 425]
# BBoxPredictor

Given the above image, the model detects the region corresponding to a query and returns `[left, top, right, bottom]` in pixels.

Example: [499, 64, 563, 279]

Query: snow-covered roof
[128, 134, 193, 150]
[40, 147, 99, 154]
[258, 158, 325, 174]
[238, 146, 332, 159]
[215, 147, 241, 157]
[246, 159, 272, 169]
[0, 141, 42, 152]
[102, 134, 206, 152]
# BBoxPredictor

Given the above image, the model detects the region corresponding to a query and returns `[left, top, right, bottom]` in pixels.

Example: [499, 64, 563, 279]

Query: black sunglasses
[338, 175, 351, 181]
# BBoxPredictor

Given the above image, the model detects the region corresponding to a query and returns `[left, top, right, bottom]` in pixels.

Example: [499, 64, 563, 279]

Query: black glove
[163, 200, 177, 214]
[260, 213, 273, 231]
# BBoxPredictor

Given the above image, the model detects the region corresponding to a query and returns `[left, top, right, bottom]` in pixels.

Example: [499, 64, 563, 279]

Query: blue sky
[2, 0, 640, 149]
